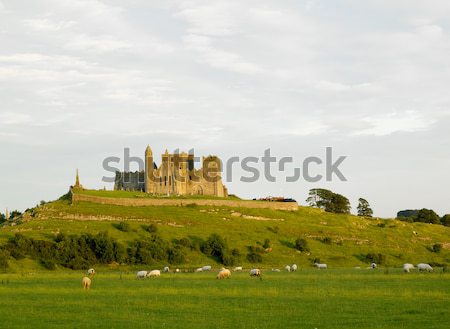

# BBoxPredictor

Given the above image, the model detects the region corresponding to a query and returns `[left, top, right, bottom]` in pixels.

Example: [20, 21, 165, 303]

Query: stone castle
[114, 146, 228, 197]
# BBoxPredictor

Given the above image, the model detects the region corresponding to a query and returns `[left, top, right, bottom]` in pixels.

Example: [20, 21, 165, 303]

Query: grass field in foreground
[0, 269, 449, 329]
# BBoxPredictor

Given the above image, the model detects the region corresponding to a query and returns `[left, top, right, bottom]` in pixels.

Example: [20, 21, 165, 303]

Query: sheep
[370, 263, 377, 269]
[163, 266, 169, 273]
[417, 263, 433, 272]
[250, 269, 261, 277]
[354, 266, 361, 270]
[175, 268, 180, 273]
[217, 268, 231, 279]
[291, 264, 298, 272]
[136, 270, 148, 279]
[233, 266, 243, 272]
[403, 263, 415, 273]
[82, 277, 91, 289]
[271, 268, 281, 272]
[87, 268, 95, 276]
[285, 265, 291, 272]
[202, 265, 212, 271]
[147, 270, 161, 277]
[314, 263, 327, 269]
[195, 267, 203, 272]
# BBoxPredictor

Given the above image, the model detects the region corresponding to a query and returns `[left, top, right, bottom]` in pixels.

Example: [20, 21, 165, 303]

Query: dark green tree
[440, 214, 450, 227]
[306, 189, 350, 214]
[416, 209, 440, 224]
[357, 198, 373, 217]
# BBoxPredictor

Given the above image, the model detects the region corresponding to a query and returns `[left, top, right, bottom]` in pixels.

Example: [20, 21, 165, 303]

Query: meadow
[0, 269, 449, 329]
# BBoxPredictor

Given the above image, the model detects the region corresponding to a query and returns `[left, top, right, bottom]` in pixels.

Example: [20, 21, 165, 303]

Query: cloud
[0, 112, 31, 125]
[353, 111, 437, 136]
[65, 34, 131, 53]
[23, 18, 76, 31]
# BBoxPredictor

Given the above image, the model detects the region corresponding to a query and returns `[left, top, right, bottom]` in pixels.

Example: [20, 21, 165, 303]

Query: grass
[77, 189, 241, 200]
[0, 269, 449, 329]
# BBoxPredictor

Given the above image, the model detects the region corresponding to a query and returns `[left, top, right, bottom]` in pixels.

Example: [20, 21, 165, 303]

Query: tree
[9, 210, 22, 220]
[0, 213, 5, 224]
[357, 198, 373, 217]
[295, 238, 309, 252]
[306, 189, 351, 214]
[440, 214, 450, 227]
[416, 209, 440, 224]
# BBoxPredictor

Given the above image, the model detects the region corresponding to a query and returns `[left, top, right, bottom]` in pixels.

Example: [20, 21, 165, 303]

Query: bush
[221, 253, 237, 266]
[40, 259, 57, 270]
[114, 222, 130, 232]
[267, 226, 279, 234]
[364, 253, 386, 265]
[143, 224, 158, 233]
[201, 234, 228, 261]
[322, 237, 332, 245]
[177, 237, 192, 249]
[294, 238, 309, 252]
[231, 248, 241, 257]
[167, 246, 186, 265]
[432, 243, 442, 253]
[377, 223, 386, 228]
[262, 239, 271, 249]
[246, 252, 262, 263]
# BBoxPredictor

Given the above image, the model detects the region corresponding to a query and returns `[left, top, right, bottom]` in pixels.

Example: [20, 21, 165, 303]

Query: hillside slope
[1, 190, 449, 270]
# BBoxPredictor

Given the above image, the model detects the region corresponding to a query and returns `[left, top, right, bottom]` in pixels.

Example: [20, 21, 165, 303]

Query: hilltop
[0, 189, 449, 271]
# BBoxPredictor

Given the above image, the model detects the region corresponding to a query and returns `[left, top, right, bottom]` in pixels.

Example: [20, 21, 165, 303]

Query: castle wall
[72, 193, 298, 211]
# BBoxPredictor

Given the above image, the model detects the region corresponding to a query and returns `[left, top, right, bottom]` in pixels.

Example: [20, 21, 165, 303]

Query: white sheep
[285, 265, 291, 272]
[233, 266, 243, 272]
[291, 264, 298, 272]
[175, 268, 180, 273]
[403, 263, 415, 273]
[163, 266, 169, 273]
[82, 277, 91, 289]
[87, 268, 95, 276]
[202, 265, 212, 271]
[136, 270, 148, 279]
[314, 263, 327, 269]
[417, 263, 433, 272]
[250, 269, 261, 277]
[147, 270, 161, 277]
[217, 268, 231, 279]
[195, 267, 203, 272]
[370, 263, 377, 269]
[271, 268, 280, 272]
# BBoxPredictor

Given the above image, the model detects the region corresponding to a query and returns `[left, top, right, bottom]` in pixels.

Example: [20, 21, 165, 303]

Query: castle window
[164, 176, 167, 186]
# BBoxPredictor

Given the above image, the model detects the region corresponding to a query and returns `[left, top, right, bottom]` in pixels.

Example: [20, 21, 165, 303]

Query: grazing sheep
[136, 270, 148, 279]
[147, 270, 161, 277]
[195, 267, 203, 272]
[250, 269, 261, 277]
[271, 268, 281, 272]
[285, 265, 291, 272]
[87, 268, 95, 276]
[202, 265, 212, 271]
[403, 263, 415, 273]
[354, 266, 361, 270]
[163, 266, 169, 273]
[314, 263, 327, 269]
[417, 263, 433, 272]
[233, 266, 243, 272]
[291, 264, 298, 272]
[371, 263, 377, 269]
[217, 268, 231, 279]
[175, 268, 180, 273]
[82, 277, 91, 289]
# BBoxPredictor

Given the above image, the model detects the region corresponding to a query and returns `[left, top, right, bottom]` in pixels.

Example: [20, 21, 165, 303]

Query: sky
[0, 0, 449, 217]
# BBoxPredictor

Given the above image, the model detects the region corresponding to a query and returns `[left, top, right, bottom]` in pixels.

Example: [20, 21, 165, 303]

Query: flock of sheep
[81, 262, 435, 289]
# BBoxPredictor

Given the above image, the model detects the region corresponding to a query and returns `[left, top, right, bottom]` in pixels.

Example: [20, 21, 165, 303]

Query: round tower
[145, 145, 154, 194]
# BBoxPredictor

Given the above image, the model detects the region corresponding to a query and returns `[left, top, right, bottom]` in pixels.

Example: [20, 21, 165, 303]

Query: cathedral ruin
[114, 146, 228, 197]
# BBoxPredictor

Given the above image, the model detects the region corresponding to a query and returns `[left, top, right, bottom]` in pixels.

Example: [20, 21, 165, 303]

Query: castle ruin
[114, 146, 228, 197]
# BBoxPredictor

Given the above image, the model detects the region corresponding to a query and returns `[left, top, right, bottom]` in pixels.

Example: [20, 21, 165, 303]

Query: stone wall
[72, 193, 298, 211]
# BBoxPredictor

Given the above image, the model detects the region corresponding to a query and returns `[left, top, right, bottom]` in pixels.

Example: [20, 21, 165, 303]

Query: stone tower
[5, 208, 8, 220]
[74, 169, 83, 189]
[145, 146, 154, 193]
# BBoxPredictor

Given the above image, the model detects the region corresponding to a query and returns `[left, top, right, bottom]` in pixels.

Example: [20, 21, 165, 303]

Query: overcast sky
[1, 0, 449, 217]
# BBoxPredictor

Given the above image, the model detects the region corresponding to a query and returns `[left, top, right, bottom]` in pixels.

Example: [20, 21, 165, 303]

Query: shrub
[432, 243, 442, 253]
[115, 222, 130, 232]
[377, 223, 386, 228]
[322, 237, 332, 245]
[143, 224, 158, 233]
[364, 253, 386, 265]
[267, 226, 279, 234]
[294, 238, 309, 252]
[246, 252, 262, 263]
[40, 259, 57, 270]
[231, 248, 241, 257]
[167, 246, 186, 265]
[262, 239, 271, 249]
[221, 253, 237, 266]
[177, 237, 192, 249]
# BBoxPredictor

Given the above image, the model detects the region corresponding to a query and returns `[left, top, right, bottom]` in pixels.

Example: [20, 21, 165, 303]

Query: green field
[0, 269, 449, 329]
[1, 189, 449, 269]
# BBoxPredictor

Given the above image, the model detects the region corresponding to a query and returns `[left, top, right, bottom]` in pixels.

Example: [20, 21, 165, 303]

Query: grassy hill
[1, 189, 449, 271]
